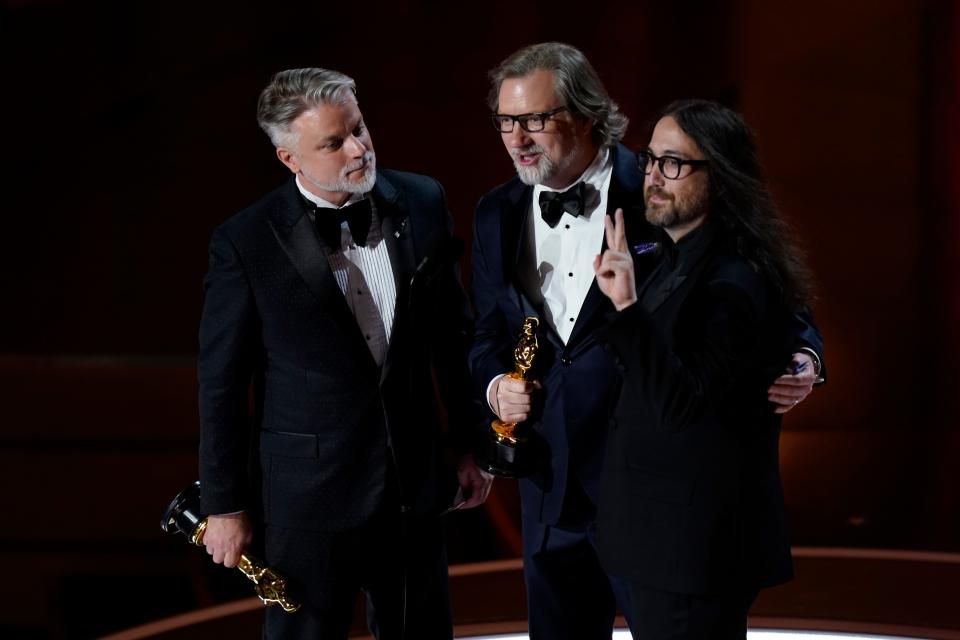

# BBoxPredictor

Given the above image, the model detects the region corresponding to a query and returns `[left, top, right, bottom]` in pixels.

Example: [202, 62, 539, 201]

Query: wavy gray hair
[256, 68, 357, 148]
[488, 42, 628, 149]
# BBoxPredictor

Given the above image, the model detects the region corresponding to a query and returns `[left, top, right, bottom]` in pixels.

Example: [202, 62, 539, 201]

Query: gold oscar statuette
[491, 316, 539, 443]
[162, 482, 300, 613]
[479, 316, 539, 477]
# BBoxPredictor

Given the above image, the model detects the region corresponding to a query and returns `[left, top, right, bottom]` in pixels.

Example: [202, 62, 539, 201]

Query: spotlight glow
[462, 632, 927, 640]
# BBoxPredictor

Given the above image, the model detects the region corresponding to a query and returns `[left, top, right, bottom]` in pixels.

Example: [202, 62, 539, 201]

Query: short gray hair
[256, 68, 357, 148]
[488, 42, 628, 149]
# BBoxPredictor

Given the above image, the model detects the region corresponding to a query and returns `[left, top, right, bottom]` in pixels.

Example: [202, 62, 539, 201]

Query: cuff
[797, 347, 825, 384]
[485, 374, 506, 414]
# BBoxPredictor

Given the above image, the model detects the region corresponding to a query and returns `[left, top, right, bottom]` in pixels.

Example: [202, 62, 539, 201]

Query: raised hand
[593, 208, 638, 311]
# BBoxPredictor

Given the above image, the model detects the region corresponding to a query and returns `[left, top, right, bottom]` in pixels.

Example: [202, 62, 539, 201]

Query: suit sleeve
[605, 274, 770, 433]
[197, 225, 261, 515]
[426, 180, 483, 454]
[790, 309, 827, 382]
[468, 197, 515, 416]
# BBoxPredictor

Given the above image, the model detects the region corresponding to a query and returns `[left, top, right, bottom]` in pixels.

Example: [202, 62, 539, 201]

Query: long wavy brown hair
[661, 99, 814, 310]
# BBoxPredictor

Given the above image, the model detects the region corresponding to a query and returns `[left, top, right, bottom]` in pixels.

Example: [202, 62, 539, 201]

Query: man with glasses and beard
[593, 100, 814, 639]
[197, 67, 492, 639]
[470, 43, 824, 639]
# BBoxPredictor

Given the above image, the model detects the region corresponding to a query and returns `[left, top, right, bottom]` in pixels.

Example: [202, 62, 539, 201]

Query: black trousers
[627, 583, 758, 640]
[522, 509, 633, 640]
[262, 501, 452, 640]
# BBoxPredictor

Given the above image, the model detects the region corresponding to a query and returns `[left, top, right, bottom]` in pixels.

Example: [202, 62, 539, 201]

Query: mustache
[342, 152, 376, 176]
[510, 144, 546, 161]
[645, 185, 672, 200]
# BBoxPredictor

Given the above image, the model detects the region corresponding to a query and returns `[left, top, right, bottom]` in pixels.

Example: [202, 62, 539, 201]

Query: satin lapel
[268, 182, 373, 364]
[567, 145, 645, 347]
[500, 181, 531, 279]
[374, 173, 415, 385]
[644, 272, 689, 314]
[499, 181, 562, 344]
[644, 232, 717, 315]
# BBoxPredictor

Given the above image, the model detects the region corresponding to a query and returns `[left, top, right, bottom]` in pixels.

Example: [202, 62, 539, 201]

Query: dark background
[1, 0, 958, 637]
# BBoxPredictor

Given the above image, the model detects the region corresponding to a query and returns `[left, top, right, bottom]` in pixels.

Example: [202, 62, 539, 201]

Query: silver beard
[510, 145, 557, 186]
[301, 151, 377, 195]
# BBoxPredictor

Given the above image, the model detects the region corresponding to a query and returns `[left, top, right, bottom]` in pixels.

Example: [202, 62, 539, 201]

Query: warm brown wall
[732, 0, 959, 547]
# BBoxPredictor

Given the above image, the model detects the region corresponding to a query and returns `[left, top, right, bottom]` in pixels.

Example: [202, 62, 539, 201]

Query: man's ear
[582, 117, 596, 136]
[276, 147, 299, 175]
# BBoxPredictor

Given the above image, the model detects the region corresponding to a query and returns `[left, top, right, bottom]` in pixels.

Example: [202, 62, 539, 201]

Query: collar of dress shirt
[295, 175, 366, 209]
[532, 148, 611, 209]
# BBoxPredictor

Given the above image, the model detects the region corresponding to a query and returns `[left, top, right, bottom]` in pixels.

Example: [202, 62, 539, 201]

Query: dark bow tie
[312, 197, 373, 248]
[538, 182, 586, 228]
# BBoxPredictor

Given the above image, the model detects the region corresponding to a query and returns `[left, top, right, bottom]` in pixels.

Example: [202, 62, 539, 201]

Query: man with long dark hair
[594, 99, 812, 638]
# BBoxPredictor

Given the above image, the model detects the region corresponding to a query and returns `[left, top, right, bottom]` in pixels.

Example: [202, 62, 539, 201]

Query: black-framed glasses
[489, 106, 568, 133]
[640, 150, 709, 180]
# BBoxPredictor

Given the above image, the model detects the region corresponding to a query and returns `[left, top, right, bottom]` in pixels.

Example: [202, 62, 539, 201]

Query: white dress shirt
[296, 176, 396, 367]
[487, 150, 613, 409]
[525, 148, 613, 344]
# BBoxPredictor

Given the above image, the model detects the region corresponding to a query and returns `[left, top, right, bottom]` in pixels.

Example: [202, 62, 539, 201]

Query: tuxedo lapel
[643, 271, 689, 314]
[498, 181, 565, 344]
[268, 180, 375, 366]
[500, 180, 531, 278]
[568, 145, 645, 347]
[373, 172, 416, 384]
[643, 225, 718, 316]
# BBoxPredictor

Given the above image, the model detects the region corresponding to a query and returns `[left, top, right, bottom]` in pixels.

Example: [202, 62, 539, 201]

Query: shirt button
[568, 272, 573, 277]
[564, 224, 570, 229]
[365, 334, 371, 340]
[569, 317, 575, 323]
[357, 289, 363, 295]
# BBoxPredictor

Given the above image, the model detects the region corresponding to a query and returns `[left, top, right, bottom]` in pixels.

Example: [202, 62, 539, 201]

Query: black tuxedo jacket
[471, 144, 652, 524]
[198, 170, 473, 533]
[597, 222, 795, 595]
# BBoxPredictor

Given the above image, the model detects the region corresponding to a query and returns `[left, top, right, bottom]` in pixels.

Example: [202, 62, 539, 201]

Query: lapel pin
[632, 242, 659, 255]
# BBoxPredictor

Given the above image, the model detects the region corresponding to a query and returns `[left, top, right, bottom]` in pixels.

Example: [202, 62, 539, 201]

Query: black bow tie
[312, 197, 373, 248]
[538, 182, 586, 228]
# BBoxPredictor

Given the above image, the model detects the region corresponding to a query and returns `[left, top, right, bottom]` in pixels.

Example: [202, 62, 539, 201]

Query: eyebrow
[656, 148, 691, 158]
[316, 135, 342, 147]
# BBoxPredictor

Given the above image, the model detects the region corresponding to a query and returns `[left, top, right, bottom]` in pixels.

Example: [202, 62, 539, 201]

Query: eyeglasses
[640, 151, 709, 180]
[489, 106, 568, 133]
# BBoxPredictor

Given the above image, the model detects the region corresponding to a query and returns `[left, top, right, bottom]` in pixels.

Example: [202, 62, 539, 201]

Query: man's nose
[504, 124, 531, 147]
[649, 161, 666, 186]
[345, 135, 367, 156]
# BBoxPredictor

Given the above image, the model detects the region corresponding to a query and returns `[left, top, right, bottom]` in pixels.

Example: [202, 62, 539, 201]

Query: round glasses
[640, 151, 709, 180]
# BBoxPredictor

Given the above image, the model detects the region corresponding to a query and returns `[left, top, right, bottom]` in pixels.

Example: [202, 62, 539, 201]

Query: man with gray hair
[198, 67, 491, 639]
[469, 42, 824, 638]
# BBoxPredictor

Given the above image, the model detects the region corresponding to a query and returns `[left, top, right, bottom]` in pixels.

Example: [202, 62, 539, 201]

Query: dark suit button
[608, 418, 618, 430]
[560, 356, 572, 366]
